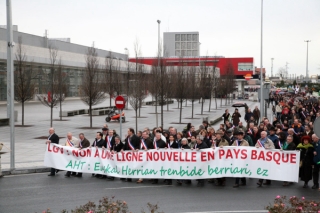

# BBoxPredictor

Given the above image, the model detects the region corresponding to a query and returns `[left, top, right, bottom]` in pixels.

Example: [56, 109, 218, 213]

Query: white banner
[44, 143, 300, 182]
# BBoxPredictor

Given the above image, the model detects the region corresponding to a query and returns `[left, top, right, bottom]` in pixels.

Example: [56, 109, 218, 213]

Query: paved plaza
[0, 96, 261, 170]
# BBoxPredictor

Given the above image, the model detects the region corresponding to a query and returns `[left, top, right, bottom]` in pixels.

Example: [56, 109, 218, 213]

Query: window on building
[181, 34, 187, 41]
[238, 63, 253, 71]
[181, 42, 186, 49]
[192, 34, 198, 41]
[192, 42, 198, 49]
[175, 50, 180, 56]
[175, 42, 180, 49]
[187, 34, 192, 41]
[192, 50, 198, 56]
[187, 42, 192, 49]
[187, 50, 192, 56]
[175, 34, 180, 41]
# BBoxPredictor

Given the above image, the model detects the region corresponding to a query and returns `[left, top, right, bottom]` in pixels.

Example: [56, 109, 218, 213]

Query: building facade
[163, 32, 199, 57]
[0, 28, 149, 101]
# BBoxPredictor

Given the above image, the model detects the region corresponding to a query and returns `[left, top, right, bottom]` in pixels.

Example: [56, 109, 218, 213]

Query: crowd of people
[45, 93, 320, 190]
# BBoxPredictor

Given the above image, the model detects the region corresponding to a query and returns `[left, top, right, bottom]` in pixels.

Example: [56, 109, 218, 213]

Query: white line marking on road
[105, 185, 172, 190]
[3, 173, 47, 178]
[182, 211, 268, 213]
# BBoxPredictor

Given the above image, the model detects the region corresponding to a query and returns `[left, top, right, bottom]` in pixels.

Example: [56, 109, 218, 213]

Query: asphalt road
[0, 173, 318, 213]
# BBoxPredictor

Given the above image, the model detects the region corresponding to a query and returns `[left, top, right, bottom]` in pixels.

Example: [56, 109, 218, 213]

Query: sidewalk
[0, 96, 261, 173]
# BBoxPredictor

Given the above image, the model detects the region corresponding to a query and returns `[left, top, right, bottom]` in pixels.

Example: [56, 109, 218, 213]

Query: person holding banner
[122, 128, 140, 182]
[232, 131, 249, 188]
[151, 133, 166, 184]
[194, 135, 208, 187]
[76, 133, 90, 177]
[256, 131, 275, 187]
[136, 131, 153, 184]
[91, 132, 106, 178]
[46, 127, 60, 176]
[105, 129, 115, 150]
[65, 132, 79, 177]
[282, 135, 297, 186]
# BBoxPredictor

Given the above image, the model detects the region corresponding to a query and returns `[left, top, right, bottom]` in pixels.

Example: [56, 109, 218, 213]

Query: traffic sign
[115, 95, 126, 110]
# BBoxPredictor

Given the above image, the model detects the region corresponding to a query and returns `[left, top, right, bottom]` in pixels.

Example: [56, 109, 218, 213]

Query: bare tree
[209, 55, 220, 111]
[80, 44, 107, 128]
[172, 58, 188, 123]
[14, 37, 37, 125]
[56, 59, 68, 121]
[105, 52, 115, 106]
[186, 66, 200, 118]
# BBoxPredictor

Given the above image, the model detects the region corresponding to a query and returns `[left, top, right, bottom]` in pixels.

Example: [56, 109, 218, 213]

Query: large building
[0, 27, 149, 101]
[163, 32, 199, 57]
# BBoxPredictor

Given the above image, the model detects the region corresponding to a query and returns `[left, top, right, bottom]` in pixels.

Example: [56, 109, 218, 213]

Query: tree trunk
[59, 99, 62, 121]
[167, 98, 169, 111]
[161, 96, 163, 127]
[179, 99, 183, 123]
[22, 101, 24, 126]
[50, 104, 53, 127]
[89, 105, 92, 128]
[185, 100, 187, 107]
[201, 98, 204, 115]
[177, 100, 179, 108]
[208, 95, 212, 112]
[135, 109, 138, 133]
[220, 96, 222, 107]
[191, 100, 194, 118]
[109, 96, 112, 107]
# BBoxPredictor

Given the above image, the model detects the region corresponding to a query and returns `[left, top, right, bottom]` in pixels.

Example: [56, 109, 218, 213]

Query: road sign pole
[120, 109, 122, 140]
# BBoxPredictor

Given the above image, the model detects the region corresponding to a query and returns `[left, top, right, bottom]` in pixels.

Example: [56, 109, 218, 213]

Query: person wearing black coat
[105, 130, 116, 149]
[46, 127, 60, 176]
[112, 136, 123, 152]
[193, 135, 208, 186]
[151, 133, 166, 184]
[122, 128, 140, 182]
[296, 135, 315, 188]
[76, 133, 90, 177]
[92, 132, 106, 178]
[123, 128, 140, 151]
[282, 135, 296, 186]
[167, 135, 179, 149]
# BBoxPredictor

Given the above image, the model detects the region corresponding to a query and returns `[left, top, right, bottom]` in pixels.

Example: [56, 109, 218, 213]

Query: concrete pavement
[0, 172, 318, 213]
[0, 96, 260, 171]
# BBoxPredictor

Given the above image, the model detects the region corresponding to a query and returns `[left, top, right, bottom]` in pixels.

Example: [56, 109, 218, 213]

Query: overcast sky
[0, 0, 319, 77]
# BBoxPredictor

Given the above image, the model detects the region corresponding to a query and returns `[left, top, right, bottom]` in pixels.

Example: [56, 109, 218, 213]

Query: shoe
[312, 185, 319, 189]
[165, 181, 172, 185]
[263, 182, 271, 185]
[55, 170, 60, 174]
[107, 177, 115, 180]
[303, 183, 308, 188]
[71, 173, 77, 176]
[176, 180, 182, 185]
[99, 176, 107, 179]
[65, 174, 70, 178]
[233, 184, 239, 188]
[126, 178, 132, 182]
[208, 179, 214, 183]
[75, 174, 82, 178]
[48, 174, 55, 176]
[283, 182, 289, 186]
[136, 179, 143, 183]
[92, 174, 95, 177]
[184, 180, 191, 184]
[120, 178, 125, 180]
[256, 182, 262, 187]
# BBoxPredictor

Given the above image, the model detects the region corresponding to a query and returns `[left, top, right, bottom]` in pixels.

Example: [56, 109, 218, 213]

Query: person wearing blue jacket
[312, 134, 320, 190]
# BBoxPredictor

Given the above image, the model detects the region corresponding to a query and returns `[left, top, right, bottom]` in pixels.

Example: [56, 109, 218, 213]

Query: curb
[1, 167, 50, 176]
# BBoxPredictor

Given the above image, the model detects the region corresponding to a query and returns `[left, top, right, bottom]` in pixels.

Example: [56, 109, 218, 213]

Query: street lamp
[260, 0, 264, 117]
[156, 20, 161, 127]
[304, 40, 311, 81]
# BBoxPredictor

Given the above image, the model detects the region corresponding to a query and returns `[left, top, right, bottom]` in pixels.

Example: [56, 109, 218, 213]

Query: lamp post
[271, 58, 274, 77]
[6, 0, 15, 171]
[259, 0, 264, 117]
[304, 40, 311, 82]
[124, 48, 129, 109]
[156, 20, 161, 127]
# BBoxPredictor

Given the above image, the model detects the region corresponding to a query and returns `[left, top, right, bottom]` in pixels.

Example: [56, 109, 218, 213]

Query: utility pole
[304, 40, 311, 82]
[6, 0, 15, 171]
[285, 62, 289, 79]
[156, 20, 160, 127]
[259, 0, 264, 117]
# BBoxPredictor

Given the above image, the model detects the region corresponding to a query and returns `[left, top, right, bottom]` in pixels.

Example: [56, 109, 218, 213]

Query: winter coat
[296, 143, 314, 182]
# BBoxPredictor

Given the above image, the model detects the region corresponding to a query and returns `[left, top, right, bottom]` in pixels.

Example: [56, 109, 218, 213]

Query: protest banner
[44, 143, 300, 182]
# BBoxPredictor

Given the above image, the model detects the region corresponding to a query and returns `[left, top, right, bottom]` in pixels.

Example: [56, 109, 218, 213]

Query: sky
[0, 0, 319, 77]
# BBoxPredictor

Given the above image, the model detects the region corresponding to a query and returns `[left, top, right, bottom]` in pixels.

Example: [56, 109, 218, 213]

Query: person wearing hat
[296, 135, 314, 188]
[232, 131, 249, 188]
[212, 130, 229, 186]
[268, 126, 280, 149]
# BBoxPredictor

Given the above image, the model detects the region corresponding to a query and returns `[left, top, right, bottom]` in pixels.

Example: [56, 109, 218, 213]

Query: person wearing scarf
[296, 135, 314, 188]
[282, 135, 296, 186]
[232, 131, 249, 188]
[256, 131, 275, 187]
